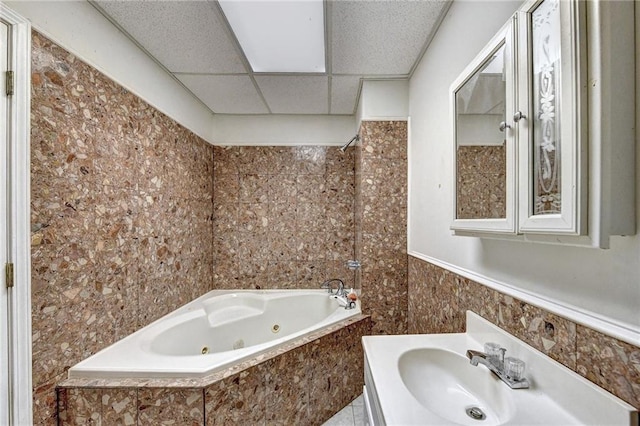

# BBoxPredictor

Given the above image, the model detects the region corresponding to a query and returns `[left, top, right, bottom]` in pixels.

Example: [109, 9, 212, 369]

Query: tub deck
[57, 314, 372, 426]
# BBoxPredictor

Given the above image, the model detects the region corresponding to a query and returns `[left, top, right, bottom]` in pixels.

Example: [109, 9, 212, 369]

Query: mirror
[455, 44, 507, 220]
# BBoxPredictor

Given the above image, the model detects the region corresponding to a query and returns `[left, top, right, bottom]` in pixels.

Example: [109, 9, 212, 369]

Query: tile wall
[408, 255, 640, 410]
[356, 121, 408, 335]
[212, 146, 356, 289]
[30, 32, 214, 424]
[456, 145, 506, 219]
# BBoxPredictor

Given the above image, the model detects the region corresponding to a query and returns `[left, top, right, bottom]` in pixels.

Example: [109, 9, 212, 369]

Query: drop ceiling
[92, 0, 451, 116]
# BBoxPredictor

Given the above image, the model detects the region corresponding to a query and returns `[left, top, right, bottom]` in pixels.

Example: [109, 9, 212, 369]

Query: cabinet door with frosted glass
[516, 0, 587, 235]
[451, 21, 517, 234]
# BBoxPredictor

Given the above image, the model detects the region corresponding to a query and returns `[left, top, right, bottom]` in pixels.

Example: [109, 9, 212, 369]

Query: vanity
[362, 311, 638, 425]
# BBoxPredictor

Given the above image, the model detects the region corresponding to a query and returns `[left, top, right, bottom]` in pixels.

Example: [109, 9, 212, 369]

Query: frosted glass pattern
[532, 0, 561, 215]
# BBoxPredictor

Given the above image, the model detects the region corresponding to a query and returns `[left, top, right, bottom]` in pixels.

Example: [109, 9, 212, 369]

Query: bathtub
[68, 289, 361, 379]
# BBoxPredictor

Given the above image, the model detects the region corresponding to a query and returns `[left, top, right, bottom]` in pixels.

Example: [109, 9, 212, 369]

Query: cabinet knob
[513, 111, 526, 122]
[499, 121, 511, 132]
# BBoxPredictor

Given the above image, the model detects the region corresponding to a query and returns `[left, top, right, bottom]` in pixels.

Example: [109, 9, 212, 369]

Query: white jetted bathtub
[69, 289, 361, 379]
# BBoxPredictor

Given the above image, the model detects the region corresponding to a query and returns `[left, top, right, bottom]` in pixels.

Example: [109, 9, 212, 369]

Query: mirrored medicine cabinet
[450, 0, 636, 248]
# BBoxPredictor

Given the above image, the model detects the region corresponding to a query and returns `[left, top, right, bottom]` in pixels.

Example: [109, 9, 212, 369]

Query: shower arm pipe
[339, 134, 360, 152]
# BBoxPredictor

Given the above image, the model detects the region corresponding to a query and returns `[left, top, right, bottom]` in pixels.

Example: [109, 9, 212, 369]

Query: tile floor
[322, 394, 367, 426]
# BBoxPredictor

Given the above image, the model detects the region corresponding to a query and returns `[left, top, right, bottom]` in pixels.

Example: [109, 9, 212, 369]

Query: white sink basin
[362, 312, 638, 426]
[398, 348, 515, 425]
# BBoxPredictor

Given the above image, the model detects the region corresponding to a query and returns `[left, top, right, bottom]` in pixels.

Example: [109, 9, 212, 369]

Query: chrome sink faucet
[466, 345, 530, 389]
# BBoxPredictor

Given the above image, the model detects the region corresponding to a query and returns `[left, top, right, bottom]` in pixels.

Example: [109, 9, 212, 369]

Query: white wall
[408, 0, 640, 341]
[357, 79, 409, 125]
[213, 114, 356, 145]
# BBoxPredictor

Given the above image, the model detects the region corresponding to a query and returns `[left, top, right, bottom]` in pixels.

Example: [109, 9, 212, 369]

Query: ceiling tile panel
[331, 76, 361, 114]
[96, 0, 246, 73]
[331, 0, 450, 75]
[176, 74, 268, 114]
[255, 76, 328, 114]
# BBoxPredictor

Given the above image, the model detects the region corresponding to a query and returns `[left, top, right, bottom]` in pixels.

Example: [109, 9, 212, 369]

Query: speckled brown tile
[238, 203, 269, 232]
[359, 121, 408, 160]
[409, 258, 472, 333]
[204, 368, 266, 425]
[268, 202, 297, 233]
[326, 229, 355, 261]
[102, 388, 138, 425]
[360, 233, 407, 277]
[326, 146, 356, 174]
[268, 174, 298, 204]
[263, 348, 311, 424]
[456, 145, 506, 219]
[326, 260, 356, 289]
[297, 261, 327, 287]
[361, 195, 406, 235]
[58, 388, 102, 426]
[497, 295, 577, 369]
[296, 231, 327, 261]
[459, 278, 500, 326]
[577, 326, 640, 409]
[213, 146, 241, 175]
[294, 146, 327, 174]
[326, 194, 354, 231]
[307, 333, 345, 424]
[138, 388, 204, 425]
[31, 31, 214, 425]
[240, 173, 270, 203]
[267, 260, 298, 288]
[34, 380, 59, 426]
[213, 173, 239, 204]
[356, 120, 408, 334]
[213, 146, 355, 290]
[267, 232, 297, 261]
[296, 201, 326, 231]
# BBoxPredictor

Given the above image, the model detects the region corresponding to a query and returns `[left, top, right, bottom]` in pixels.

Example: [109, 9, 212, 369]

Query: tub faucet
[320, 278, 345, 296]
[466, 347, 530, 389]
[321, 278, 355, 309]
[334, 294, 356, 310]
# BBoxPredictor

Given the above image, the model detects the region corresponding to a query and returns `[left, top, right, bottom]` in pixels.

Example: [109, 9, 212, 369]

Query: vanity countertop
[362, 311, 638, 426]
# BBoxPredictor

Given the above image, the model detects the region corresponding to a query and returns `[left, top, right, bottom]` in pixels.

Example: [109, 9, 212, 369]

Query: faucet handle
[484, 342, 506, 367]
[504, 357, 526, 381]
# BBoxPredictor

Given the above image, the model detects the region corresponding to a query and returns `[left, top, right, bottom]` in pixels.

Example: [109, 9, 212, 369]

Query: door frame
[1, 3, 32, 425]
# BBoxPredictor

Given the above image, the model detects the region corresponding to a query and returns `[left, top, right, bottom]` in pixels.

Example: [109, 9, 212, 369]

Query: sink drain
[466, 407, 486, 421]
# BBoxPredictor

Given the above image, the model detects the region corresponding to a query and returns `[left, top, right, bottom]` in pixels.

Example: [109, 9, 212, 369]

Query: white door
[0, 18, 11, 426]
[1, 5, 32, 423]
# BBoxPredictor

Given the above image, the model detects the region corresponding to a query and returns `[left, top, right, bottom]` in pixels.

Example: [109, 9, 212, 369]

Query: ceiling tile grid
[96, 0, 246, 74]
[93, 0, 452, 116]
[255, 76, 329, 114]
[330, 75, 362, 115]
[176, 74, 268, 114]
[331, 0, 450, 75]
